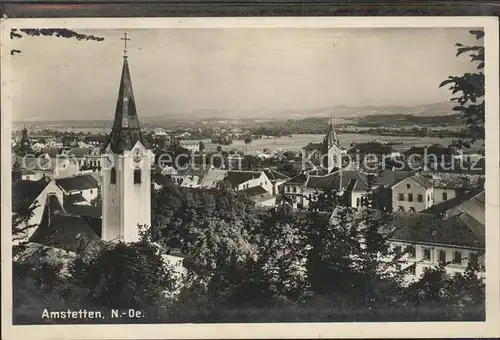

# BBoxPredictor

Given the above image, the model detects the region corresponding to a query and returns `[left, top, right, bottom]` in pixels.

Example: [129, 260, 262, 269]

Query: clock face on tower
[132, 148, 144, 163]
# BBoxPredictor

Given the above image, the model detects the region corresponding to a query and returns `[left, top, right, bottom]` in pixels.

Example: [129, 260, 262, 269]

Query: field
[182, 133, 479, 155]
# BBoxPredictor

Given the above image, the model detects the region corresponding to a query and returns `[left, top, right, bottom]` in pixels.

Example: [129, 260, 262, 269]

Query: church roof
[105, 56, 150, 154]
[55, 174, 99, 192]
[12, 179, 48, 213]
[31, 195, 101, 254]
[324, 120, 338, 147]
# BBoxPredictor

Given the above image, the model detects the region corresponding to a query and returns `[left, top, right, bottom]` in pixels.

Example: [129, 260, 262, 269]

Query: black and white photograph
[1, 17, 499, 339]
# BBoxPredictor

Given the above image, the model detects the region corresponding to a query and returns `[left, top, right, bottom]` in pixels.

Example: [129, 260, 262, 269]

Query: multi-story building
[391, 174, 434, 213]
[55, 174, 100, 204]
[389, 211, 484, 283]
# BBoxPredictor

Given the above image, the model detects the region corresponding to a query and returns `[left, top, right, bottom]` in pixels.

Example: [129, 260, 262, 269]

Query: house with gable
[391, 174, 434, 213]
[12, 178, 65, 244]
[55, 173, 100, 204]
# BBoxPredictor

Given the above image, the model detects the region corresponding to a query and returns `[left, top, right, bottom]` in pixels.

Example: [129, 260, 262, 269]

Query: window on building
[356, 197, 360, 207]
[406, 245, 416, 258]
[110, 167, 116, 184]
[453, 251, 462, 264]
[409, 207, 416, 213]
[408, 193, 413, 202]
[417, 194, 423, 202]
[422, 248, 431, 261]
[134, 169, 141, 184]
[439, 249, 447, 263]
[406, 184, 411, 189]
[25, 176, 30, 180]
[469, 252, 478, 267]
[396, 263, 402, 271]
[394, 246, 402, 257]
[293, 187, 297, 193]
[90, 189, 93, 194]
[442, 192, 448, 201]
[398, 193, 404, 201]
[398, 206, 405, 212]
[428, 194, 431, 202]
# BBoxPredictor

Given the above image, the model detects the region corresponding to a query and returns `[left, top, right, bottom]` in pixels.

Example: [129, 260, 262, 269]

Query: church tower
[101, 34, 152, 243]
[17, 126, 33, 156]
[323, 118, 342, 173]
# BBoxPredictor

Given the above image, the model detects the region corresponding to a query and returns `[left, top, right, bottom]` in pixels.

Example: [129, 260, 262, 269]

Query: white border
[1, 16, 499, 340]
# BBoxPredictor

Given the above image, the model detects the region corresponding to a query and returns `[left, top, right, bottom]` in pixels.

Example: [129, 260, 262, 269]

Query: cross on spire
[121, 32, 130, 58]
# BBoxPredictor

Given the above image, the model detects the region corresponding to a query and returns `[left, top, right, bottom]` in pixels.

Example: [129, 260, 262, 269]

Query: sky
[10, 27, 481, 121]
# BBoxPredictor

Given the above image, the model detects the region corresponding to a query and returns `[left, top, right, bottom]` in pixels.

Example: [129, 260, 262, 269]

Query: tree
[439, 29, 484, 148]
[10, 29, 104, 55]
[283, 150, 296, 161]
[305, 194, 405, 307]
[199, 141, 205, 154]
[12, 199, 40, 257]
[216, 145, 223, 152]
[69, 241, 179, 309]
[244, 137, 252, 146]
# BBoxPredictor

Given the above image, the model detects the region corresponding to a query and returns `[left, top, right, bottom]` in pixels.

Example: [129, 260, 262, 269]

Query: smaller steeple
[17, 125, 33, 156]
[323, 116, 338, 149]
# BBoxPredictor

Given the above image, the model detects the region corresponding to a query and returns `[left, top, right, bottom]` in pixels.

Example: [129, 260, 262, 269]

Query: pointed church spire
[105, 34, 149, 154]
[324, 116, 338, 148]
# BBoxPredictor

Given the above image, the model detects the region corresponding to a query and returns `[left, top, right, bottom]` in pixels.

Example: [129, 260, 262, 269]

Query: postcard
[1, 16, 499, 339]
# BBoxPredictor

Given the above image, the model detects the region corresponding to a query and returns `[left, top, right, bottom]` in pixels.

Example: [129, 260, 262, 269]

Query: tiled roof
[263, 169, 290, 182]
[305, 170, 370, 192]
[64, 193, 87, 205]
[64, 204, 102, 219]
[22, 156, 69, 171]
[302, 142, 324, 150]
[421, 188, 483, 215]
[347, 142, 395, 155]
[84, 135, 109, 143]
[393, 174, 433, 190]
[31, 211, 101, 254]
[67, 147, 93, 158]
[41, 148, 61, 157]
[12, 179, 48, 213]
[402, 145, 457, 157]
[409, 174, 434, 189]
[224, 171, 262, 186]
[286, 172, 308, 185]
[56, 174, 99, 192]
[199, 169, 228, 188]
[374, 170, 415, 187]
[239, 186, 274, 203]
[447, 190, 485, 226]
[424, 172, 485, 189]
[390, 212, 484, 248]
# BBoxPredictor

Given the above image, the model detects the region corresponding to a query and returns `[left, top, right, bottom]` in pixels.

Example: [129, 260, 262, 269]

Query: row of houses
[153, 166, 291, 207]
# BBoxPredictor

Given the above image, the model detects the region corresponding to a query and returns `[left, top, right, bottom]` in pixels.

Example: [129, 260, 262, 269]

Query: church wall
[101, 153, 122, 242]
[121, 147, 152, 242]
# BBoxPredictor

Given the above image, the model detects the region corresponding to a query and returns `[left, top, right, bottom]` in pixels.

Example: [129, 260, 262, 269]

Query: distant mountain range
[144, 101, 456, 122]
[14, 102, 456, 126]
